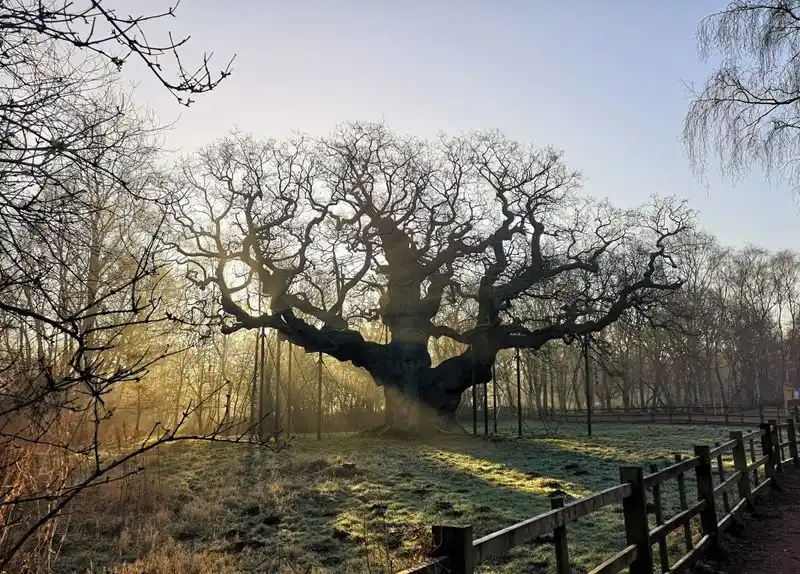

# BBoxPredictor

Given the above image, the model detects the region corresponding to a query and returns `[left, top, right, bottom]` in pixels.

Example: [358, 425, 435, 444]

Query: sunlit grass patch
[423, 449, 590, 499]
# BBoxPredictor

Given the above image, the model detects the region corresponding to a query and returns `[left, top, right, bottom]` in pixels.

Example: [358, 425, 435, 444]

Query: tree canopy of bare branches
[175, 123, 695, 429]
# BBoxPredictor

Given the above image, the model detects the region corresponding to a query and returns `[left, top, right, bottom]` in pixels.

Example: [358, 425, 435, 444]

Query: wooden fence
[556, 405, 798, 427]
[398, 418, 800, 574]
[461, 404, 800, 434]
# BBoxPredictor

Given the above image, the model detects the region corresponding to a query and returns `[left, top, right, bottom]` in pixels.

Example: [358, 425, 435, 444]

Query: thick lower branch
[219, 293, 386, 371]
[500, 288, 682, 351]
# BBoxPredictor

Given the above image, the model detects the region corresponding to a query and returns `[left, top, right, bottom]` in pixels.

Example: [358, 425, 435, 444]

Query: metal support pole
[584, 334, 592, 437]
[483, 374, 489, 436]
[316, 351, 323, 440]
[471, 347, 477, 436]
[274, 334, 281, 434]
[516, 347, 522, 437]
[492, 362, 498, 434]
[286, 341, 292, 435]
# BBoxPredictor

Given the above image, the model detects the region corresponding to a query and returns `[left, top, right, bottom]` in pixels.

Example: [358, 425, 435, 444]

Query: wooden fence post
[648, 463, 669, 573]
[620, 466, 653, 574]
[759, 405, 765, 424]
[674, 453, 693, 552]
[694, 445, 722, 556]
[748, 435, 759, 485]
[714, 442, 731, 515]
[432, 525, 474, 574]
[768, 420, 783, 474]
[729, 431, 753, 509]
[787, 418, 800, 466]
[550, 495, 570, 574]
[759, 422, 776, 485]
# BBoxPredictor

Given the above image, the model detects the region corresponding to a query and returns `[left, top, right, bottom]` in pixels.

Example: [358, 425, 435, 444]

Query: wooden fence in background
[399, 418, 800, 574]
[557, 404, 797, 427]
[459, 404, 800, 434]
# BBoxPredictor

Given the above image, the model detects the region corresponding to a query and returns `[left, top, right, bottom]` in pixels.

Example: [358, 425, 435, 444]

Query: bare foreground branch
[0, 0, 233, 105]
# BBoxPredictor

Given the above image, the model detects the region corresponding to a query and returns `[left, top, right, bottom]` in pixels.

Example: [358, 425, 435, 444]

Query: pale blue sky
[129, 0, 799, 251]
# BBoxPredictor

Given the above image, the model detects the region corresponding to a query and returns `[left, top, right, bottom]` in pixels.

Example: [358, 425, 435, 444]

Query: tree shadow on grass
[305, 433, 639, 573]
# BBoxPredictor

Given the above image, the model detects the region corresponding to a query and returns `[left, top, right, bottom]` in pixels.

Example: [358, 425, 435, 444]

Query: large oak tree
[176, 123, 693, 429]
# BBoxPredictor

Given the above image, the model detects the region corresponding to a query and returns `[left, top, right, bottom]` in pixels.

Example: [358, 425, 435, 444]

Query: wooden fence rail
[398, 418, 799, 574]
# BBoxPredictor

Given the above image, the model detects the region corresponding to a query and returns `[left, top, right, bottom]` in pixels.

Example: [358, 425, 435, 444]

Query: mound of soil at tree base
[696, 471, 800, 574]
[356, 422, 469, 440]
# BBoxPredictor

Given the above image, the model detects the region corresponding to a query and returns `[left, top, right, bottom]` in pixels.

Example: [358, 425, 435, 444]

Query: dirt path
[701, 471, 800, 573]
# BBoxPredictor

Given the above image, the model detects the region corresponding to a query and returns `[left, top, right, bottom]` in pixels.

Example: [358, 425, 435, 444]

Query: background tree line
[33, 228, 799, 446]
[480, 235, 800, 417]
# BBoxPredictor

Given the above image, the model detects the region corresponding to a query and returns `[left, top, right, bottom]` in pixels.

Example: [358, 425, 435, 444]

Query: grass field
[58, 421, 758, 574]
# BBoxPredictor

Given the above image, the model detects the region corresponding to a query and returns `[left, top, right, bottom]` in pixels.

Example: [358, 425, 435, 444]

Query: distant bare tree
[685, 0, 800, 187]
